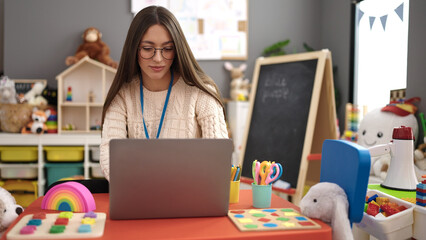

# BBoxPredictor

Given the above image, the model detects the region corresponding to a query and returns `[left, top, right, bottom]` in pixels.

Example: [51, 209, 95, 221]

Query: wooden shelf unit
[56, 56, 116, 133]
[0, 133, 102, 197]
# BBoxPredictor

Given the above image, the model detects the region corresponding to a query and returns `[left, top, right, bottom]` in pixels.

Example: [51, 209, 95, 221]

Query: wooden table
[3, 190, 332, 240]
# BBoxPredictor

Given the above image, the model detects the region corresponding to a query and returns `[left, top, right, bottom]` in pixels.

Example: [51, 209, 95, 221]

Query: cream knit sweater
[100, 77, 229, 180]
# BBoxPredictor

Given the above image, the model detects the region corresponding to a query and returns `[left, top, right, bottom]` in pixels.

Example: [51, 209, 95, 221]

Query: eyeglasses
[138, 46, 175, 60]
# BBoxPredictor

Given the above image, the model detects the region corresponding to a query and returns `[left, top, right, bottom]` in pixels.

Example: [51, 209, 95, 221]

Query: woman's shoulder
[178, 76, 217, 95]
[118, 76, 139, 93]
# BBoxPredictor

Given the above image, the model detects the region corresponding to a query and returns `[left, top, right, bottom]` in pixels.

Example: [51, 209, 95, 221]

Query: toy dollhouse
[56, 56, 116, 133]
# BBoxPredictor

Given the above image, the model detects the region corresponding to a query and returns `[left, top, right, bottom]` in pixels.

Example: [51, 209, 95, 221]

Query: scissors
[259, 161, 272, 185]
[252, 160, 261, 185]
[265, 163, 282, 185]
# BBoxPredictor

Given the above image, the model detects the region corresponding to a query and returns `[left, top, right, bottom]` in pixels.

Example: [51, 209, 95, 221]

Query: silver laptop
[109, 138, 234, 220]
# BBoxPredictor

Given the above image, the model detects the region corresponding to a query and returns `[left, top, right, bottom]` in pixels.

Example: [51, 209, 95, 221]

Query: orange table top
[3, 190, 332, 240]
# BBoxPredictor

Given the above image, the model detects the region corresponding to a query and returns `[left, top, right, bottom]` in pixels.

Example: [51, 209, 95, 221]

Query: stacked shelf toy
[66, 87, 72, 102]
[46, 107, 58, 134]
[417, 175, 426, 207]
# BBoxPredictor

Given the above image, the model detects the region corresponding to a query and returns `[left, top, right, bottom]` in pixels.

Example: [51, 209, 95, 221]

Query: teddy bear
[21, 107, 51, 134]
[224, 62, 251, 101]
[0, 186, 23, 237]
[357, 98, 419, 182]
[0, 76, 17, 104]
[65, 27, 118, 68]
[300, 182, 353, 240]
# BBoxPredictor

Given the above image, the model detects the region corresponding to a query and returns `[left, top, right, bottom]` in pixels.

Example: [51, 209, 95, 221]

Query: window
[354, 0, 409, 112]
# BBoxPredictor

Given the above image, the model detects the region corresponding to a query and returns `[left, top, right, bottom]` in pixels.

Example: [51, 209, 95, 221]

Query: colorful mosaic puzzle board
[228, 208, 321, 231]
[7, 212, 106, 239]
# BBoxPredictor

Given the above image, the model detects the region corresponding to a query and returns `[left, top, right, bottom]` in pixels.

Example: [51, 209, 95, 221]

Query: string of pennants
[357, 2, 404, 31]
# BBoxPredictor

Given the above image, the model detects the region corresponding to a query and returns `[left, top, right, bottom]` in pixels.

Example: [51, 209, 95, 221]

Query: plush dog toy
[66, 27, 118, 68]
[0, 186, 23, 237]
[21, 107, 51, 134]
[300, 182, 353, 240]
[224, 62, 251, 101]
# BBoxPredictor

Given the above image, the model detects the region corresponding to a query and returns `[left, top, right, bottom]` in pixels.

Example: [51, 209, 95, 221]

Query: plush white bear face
[1, 200, 23, 228]
[357, 108, 418, 148]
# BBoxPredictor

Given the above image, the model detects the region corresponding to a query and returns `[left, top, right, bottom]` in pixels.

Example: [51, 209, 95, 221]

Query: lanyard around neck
[139, 71, 174, 139]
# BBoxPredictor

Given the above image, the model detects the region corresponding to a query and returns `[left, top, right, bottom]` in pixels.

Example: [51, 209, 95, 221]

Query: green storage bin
[44, 163, 83, 187]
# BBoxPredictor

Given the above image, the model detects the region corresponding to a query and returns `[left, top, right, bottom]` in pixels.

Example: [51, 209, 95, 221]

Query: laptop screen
[109, 138, 234, 220]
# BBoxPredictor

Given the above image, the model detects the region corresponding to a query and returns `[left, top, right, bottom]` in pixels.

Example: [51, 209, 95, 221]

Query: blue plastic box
[44, 163, 83, 187]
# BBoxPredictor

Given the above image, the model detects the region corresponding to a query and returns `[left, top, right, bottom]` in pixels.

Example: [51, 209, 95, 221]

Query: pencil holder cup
[251, 183, 272, 208]
[229, 181, 240, 203]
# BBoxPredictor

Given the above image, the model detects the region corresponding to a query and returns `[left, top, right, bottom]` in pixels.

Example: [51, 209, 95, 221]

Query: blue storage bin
[44, 163, 83, 187]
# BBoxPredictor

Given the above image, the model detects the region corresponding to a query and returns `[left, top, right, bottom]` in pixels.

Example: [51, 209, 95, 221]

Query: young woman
[99, 6, 228, 180]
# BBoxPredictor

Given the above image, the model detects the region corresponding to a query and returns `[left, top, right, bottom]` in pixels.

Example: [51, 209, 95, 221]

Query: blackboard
[239, 50, 337, 201]
[241, 60, 317, 188]
[14, 79, 47, 95]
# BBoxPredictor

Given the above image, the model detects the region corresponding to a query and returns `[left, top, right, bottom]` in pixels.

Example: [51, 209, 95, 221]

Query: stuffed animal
[0, 76, 17, 104]
[21, 107, 51, 134]
[357, 99, 419, 182]
[224, 62, 251, 101]
[300, 182, 353, 240]
[414, 143, 426, 170]
[65, 27, 118, 68]
[22, 82, 48, 106]
[0, 186, 23, 237]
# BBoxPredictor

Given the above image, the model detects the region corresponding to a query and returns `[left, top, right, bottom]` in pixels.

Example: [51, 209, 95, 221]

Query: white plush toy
[0, 76, 17, 104]
[23, 82, 47, 105]
[414, 143, 426, 170]
[224, 62, 251, 101]
[357, 102, 418, 182]
[300, 182, 353, 240]
[0, 186, 23, 237]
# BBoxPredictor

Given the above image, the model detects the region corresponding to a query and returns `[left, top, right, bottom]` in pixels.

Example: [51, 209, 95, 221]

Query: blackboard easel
[239, 50, 337, 204]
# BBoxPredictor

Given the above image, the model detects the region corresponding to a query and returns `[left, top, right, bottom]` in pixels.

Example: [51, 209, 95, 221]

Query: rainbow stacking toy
[41, 181, 96, 212]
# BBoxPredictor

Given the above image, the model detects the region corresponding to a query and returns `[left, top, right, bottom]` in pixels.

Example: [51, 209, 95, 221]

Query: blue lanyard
[139, 71, 174, 139]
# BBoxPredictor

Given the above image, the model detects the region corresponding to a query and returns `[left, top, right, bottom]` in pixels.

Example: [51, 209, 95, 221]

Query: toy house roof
[55, 56, 117, 80]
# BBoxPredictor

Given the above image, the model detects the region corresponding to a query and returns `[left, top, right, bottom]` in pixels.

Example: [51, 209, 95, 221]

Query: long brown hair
[102, 6, 225, 126]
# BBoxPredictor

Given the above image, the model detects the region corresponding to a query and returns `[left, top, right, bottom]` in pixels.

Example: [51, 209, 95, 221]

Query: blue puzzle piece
[27, 219, 42, 226]
[78, 224, 92, 233]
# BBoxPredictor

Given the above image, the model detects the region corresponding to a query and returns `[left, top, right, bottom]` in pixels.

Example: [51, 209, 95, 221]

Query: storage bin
[0, 166, 37, 179]
[44, 163, 83, 187]
[90, 165, 105, 178]
[90, 146, 100, 162]
[355, 190, 414, 240]
[0, 146, 38, 162]
[413, 205, 426, 239]
[44, 146, 84, 162]
[0, 180, 38, 208]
